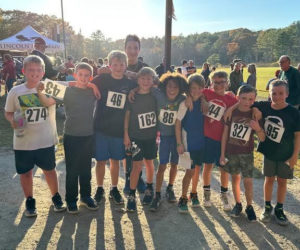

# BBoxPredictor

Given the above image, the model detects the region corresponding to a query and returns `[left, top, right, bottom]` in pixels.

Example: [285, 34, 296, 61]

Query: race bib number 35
[138, 112, 156, 129]
[106, 91, 126, 109]
[230, 122, 252, 142]
[25, 107, 48, 124]
[206, 102, 225, 121]
[42, 79, 67, 100]
[264, 120, 284, 143]
[159, 110, 177, 126]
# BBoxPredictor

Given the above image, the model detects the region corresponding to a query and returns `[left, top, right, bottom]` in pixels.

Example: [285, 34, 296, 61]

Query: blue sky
[2, 0, 300, 40]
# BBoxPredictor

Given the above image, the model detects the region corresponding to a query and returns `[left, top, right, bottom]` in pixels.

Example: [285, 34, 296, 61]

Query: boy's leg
[202, 163, 213, 186]
[169, 163, 177, 185]
[264, 176, 275, 202]
[145, 159, 154, 185]
[220, 167, 229, 190]
[42, 169, 59, 196]
[110, 159, 120, 186]
[20, 170, 33, 198]
[231, 174, 241, 204]
[96, 161, 106, 186]
[130, 161, 143, 190]
[155, 164, 167, 192]
[182, 169, 195, 198]
[276, 177, 287, 204]
[191, 165, 201, 193]
[243, 177, 253, 206]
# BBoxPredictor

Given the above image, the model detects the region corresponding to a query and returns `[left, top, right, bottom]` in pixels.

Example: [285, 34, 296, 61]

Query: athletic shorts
[263, 157, 293, 179]
[204, 137, 221, 166]
[131, 138, 157, 161]
[14, 146, 56, 174]
[95, 132, 125, 161]
[159, 135, 178, 165]
[223, 153, 253, 178]
[190, 150, 205, 169]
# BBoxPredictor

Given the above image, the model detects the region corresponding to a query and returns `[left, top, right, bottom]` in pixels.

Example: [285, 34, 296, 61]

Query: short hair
[211, 71, 228, 81]
[269, 79, 289, 93]
[108, 50, 128, 66]
[182, 59, 187, 65]
[137, 67, 157, 79]
[279, 55, 291, 63]
[4, 54, 12, 61]
[98, 58, 103, 65]
[66, 68, 74, 75]
[159, 71, 188, 95]
[23, 55, 45, 71]
[187, 73, 205, 89]
[247, 63, 256, 74]
[75, 62, 93, 75]
[34, 37, 46, 45]
[67, 55, 73, 60]
[125, 34, 141, 50]
[237, 85, 257, 96]
[80, 57, 89, 63]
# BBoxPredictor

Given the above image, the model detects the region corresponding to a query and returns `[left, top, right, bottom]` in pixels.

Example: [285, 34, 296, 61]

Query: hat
[34, 37, 46, 45]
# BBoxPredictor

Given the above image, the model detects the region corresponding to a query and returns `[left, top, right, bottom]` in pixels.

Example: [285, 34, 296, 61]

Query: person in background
[246, 64, 257, 89]
[97, 58, 103, 68]
[229, 62, 244, 94]
[201, 62, 211, 87]
[65, 56, 74, 69]
[81, 57, 89, 63]
[186, 60, 197, 78]
[266, 69, 280, 91]
[66, 68, 75, 81]
[155, 57, 174, 78]
[2, 54, 16, 93]
[57, 65, 67, 81]
[179, 60, 188, 78]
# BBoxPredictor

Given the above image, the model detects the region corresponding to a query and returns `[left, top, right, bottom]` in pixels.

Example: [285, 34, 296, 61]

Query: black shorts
[190, 150, 205, 169]
[131, 138, 157, 161]
[14, 146, 56, 174]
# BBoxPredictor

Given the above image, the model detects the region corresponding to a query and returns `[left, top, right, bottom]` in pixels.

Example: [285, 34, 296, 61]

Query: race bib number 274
[25, 107, 48, 124]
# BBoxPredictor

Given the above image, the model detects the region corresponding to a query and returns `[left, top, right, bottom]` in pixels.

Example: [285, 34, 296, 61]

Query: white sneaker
[203, 189, 212, 207]
[220, 192, 231, 211]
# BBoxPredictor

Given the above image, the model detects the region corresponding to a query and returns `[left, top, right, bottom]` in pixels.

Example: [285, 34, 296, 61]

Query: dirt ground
[0, 149, 300, 250]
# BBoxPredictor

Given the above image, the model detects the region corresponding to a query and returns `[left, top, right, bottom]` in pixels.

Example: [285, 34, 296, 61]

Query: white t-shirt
[5, 83, 58, 150]
[180, 66, 187, 77]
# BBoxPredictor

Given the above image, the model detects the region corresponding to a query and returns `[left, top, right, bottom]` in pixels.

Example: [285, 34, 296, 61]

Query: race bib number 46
[42, 79, 67, 100]
[25, 107, 48, 124]
[264, 120, 284, 143]
[106, 91, 126, 109]
[230, 122, 252, 142]
[206, 102, 225, 121]
[159, 110, 177, 126]
[138, 112, 156, 129]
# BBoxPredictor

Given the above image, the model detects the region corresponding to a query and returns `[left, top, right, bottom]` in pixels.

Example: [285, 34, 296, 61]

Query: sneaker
[190, 192, 200, 207]
[94, 187, 105, 204]
[123, 173, 130, 195]
[259, 205, 273, 223]
[25, 197, 37, 217]
[142, 187, 154, 205]
[245, 205, 257, 222]
[203, 189, 212, 207]
[178, 197, 189, 213]
[230, 203, 242, 217]
[109, 188, 124, 205]
[150, 196, 161, 212]
[127, 195, 137, 212]
[220, 192, 231, 211]
[67, 201, 79, 214]
[80, 197, 99, 211]
[137, 176, 146, 193]
[52, 193, 66, 212]
[274, 207, 289, 226]
[166, 186, 177, 203]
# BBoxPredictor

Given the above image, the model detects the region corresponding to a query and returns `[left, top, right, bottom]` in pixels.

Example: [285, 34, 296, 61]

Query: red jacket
[2, 60, 16, 80]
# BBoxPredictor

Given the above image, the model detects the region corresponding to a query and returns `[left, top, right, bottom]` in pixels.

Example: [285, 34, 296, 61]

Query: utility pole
[165, 0, 173, 71]
[61, 0, 67, 59]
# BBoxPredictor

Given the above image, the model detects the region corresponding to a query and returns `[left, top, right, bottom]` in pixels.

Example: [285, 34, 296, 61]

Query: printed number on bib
[264, 120, 284, 143]
[230, 122, 252, 142]
[42, 79, 67, 100]
[206, 102, 225, 121]
[25, 107, 48, 124]
[106, 91, 126, 109]
[159, 110, 177, 126]
[138, 112, 156, 129]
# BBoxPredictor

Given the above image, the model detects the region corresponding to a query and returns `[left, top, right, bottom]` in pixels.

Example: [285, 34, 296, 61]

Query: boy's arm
[124, 110, 131, 148]
[5, 112, 17, 129]
[250, 119, 265, 142]
[200, 95, 209, 114]
[220, 124, 229, 165]
[87, 82, 101, 99]
[36, 82, 56, 107]
[128, 87, 139, 103]
[287, 132, 300, 169]
[223, 101, 239, 122]
[175, 119, 184, 155]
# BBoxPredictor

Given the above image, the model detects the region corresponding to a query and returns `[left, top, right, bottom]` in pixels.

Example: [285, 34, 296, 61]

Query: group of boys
[4, 50, 300, 227]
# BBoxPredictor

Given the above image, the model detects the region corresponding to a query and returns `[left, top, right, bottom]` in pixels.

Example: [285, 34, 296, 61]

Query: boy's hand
[97, 67, 111, 75]
[200, 96, 209, 114]
[252, 107, 262, 121]
[124, 71, 137, 80]
[10, 120, 18, 129]
[36, 82, 44, 93]
[124, 134, 131, 149]
[177, 144, 184, 155]
[128, 88, 138, 103]
[87, 83, 101, 100]
[286, 155, 298, 169]
[185, 96, 193, 111]
[249, 119, 262, 132]
[219, 155, 227, 166]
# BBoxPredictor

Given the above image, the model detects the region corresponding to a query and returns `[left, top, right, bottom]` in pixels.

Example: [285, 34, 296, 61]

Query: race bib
[25, 107, 48, 124]
[159, 110, 177, 126]
[42, 79, 67, 100]
[138, 112, 156, 129]
[106, 91, 126, 109]
[264, 120, 284, 143]
[206, 102, 225, 121]
[230, 122, 252, 142]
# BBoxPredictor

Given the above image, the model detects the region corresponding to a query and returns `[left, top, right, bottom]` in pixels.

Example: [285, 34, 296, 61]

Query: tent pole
[165, 0, 172, 71]
[61, 0, 67, 59]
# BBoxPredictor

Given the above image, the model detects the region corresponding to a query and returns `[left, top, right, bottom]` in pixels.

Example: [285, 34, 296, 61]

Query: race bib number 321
[25, 107, 48, 124]
[138, 112, 156, 129]
[106, 91, 126, 109]
[206, 102, 225, 121]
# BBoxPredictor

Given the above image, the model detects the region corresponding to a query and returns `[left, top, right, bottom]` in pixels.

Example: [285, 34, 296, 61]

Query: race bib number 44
[25, 107, 48, 124]
[206, 102, 225, 121]
[159, 110, 177, 126]
[42, 79, 67, 100]
[264, 120, 284, 143]
[106, 91, 126, 109]
[230, 122, 252, 142]
[138, 112, 156, 129]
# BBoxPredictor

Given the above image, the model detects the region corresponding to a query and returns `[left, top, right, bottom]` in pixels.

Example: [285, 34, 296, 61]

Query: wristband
[177, 143, 183, 147]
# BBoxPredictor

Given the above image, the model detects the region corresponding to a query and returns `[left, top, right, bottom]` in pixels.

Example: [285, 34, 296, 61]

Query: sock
[221, 186, 228, 193]
[236, 202, 242, 207]
[276, 202, 283, 209]
[167, 183, 173, 189]
[147, 183, 153, 189]
[156, 192, 161, 198]
[265, 201, 271, 207]
[97, 186, 103, 189]
[129, 189, 136, 196]
[203, 185, 210, 191]
[111, 186, 117, 190]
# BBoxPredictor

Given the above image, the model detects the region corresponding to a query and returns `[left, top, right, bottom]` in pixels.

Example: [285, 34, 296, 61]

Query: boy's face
[75, 68, 92, 85]
[166, 80, 179, 101]
[125, 41, 140, 63]
[138, 74, 153, 92]
[270, 85, 288, 105]
[110, 58, 127, 79]
[237, 92, 256, 109]
[189, 82, 203, 100]
[212, 77, 227, 95]
[23, 63, 45, 84]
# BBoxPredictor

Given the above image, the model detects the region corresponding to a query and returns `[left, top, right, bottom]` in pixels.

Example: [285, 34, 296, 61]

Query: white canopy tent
[0, 25, 64, 53]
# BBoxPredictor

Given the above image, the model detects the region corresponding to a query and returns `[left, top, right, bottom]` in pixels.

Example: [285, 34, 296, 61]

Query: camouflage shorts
[223, 153, 253, 178]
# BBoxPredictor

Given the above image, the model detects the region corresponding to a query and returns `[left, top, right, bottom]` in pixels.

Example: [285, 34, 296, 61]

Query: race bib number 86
[264, 120, 284, 143]
[230, 122, 252, 142]
[106, 91, 126, 109]
[206, 102, 225, 121]
[138, 112, 156, 129]
[25, 107, 48, 124]
[159, 110, 177, 126]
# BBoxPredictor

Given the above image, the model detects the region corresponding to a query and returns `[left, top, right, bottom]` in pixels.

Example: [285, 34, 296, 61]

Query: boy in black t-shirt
[254, 80, 300, 226]
[124, 67, 158, 212]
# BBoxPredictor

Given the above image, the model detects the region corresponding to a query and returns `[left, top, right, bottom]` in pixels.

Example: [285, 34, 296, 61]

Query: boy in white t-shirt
[5, 55, 65, 217]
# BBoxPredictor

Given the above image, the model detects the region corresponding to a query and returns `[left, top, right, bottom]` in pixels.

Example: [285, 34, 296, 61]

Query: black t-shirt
[31, 50, 57, 79]
[127, 93, 157, 140]
[186, 66, 197, 77]
[127, 61, 148, 73]
[92, 74, 137, 137]
[254, 101, 300, 161]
